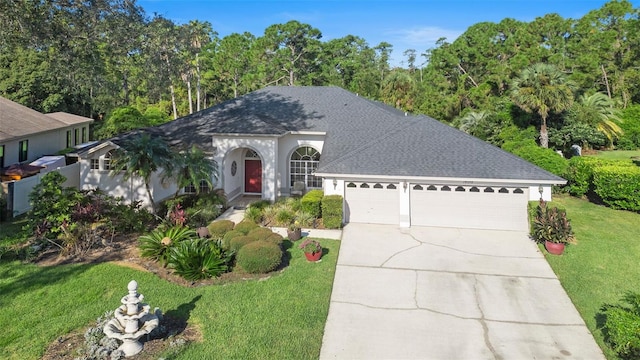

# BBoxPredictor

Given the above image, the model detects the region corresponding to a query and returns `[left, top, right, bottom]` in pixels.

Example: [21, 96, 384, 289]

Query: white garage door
[345, 182, 399, 225]
[410, 184, 529, 231]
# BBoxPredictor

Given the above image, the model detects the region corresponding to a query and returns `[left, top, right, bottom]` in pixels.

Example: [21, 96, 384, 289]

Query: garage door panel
[346, 183, 399, 225]
[410, 186, 529, 231]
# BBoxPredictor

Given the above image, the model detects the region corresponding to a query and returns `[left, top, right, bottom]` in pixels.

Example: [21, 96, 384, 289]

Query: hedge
[301, 189, 324, 218]
[508, 143, 568, 176]
[564, 157, 636, 197]
[593, 165, 640, 211]
[321, 195, 343, 229]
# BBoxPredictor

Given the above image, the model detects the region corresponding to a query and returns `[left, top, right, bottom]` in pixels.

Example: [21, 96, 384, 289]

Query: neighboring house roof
[45, 112, 94, 126]
[0, 96, 93, 142]
[96, 86, 564, 184]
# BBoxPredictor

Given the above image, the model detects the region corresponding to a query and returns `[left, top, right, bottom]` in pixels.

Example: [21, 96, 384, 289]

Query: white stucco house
[78, 86, 564, 231]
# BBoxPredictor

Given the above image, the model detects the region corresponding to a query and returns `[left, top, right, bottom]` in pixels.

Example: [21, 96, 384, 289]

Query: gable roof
[110, 86, 564, 184]
[0, 96, 93, 142]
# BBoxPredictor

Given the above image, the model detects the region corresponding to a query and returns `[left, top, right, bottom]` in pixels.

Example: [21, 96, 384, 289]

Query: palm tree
[511, 63, 576, 148]
[570, 92, 623, 145]
[165, 145, 219, 198]
[457, 111, 489, 135]
[109, 133, 173, 213]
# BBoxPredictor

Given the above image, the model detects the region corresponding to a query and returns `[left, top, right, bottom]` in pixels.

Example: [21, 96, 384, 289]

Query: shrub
[27, 171, 83, 238]
[244, 206, 263, 223]
[301, 189, 324, 218]
[504, 141, 568, 176]
[207, 220, 235, 239]
[229, 235, 255, 253]
[564, 157, 607, 197]
[248, 200, 271, 210]
[593, 165, 640, 211]
[275, 208, 295, 225]
[563, 157, 635, 197]
[321, 195, 343, 229]
[139, 226, 197, 266]
[236, 241, 282, 274]
[222, 230, 243, 249]
[234, 220, 259, 235]
[601, 292, 640, 359]
[168, 238, 233, 280]
[265, 233, 284, 247]
[110, 199, 154, 233]
[247, 227, 274, 241]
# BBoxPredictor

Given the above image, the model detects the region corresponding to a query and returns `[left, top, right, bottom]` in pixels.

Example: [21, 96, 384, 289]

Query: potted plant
[287, 221, 302, 241]
[299, 238, 322, 261]
[532, 199, 575, 255]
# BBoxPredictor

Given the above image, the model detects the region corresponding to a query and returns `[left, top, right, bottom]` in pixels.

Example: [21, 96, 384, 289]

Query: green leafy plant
[236, 241, 282, 274]
[299, 238, 322, 254]
[600, 292, 640, 359]
[244, 206, 263, 223]
[27, 171, 83, 238]
[168, 238, 233, 280]
[138, 226, 197, 266]
[531, 200, 574, 244]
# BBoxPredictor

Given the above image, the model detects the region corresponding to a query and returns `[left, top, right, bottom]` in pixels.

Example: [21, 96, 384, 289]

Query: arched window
[103, 151, 114, 170]
[290, 146, 321, 188]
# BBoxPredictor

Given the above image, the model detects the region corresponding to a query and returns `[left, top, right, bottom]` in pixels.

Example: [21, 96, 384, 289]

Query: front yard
[543, 194, 640, 359]
[0, 234, 339, 359]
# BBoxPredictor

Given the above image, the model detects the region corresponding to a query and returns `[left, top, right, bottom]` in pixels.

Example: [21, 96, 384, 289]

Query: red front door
[245, 159, 262, 193]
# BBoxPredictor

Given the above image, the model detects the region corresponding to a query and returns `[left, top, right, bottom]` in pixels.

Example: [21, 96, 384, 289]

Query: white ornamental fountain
[103, 280, 161, 357]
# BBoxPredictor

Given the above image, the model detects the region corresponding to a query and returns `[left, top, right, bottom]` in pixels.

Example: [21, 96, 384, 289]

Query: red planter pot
[304, 251, 322, 262]
[545, 241, 565, 255]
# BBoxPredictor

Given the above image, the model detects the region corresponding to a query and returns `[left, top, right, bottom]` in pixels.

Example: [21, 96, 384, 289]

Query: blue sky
[138, 0, 636, 66]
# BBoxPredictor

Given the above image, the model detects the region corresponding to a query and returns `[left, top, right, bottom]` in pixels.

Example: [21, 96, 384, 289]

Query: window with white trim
[184, 180, 210, 194]
[103, 151, 113, 170]
[90, 159, 100, 170]
[290, 146, 321, 188]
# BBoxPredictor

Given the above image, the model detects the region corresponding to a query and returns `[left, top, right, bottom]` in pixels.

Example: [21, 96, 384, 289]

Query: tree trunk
[195, 53, 201, 111]
[170, 84, 178, 120]
[187, 78, 193, 114]
[540, 116, 549, 148]
[145, 181, 156, 214]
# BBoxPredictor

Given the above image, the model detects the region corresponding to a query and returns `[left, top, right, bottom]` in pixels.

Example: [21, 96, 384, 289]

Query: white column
[399, 181, 411, 227]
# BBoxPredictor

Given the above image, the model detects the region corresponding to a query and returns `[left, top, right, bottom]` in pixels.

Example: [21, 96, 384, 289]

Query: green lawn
[543, 195, 640, 359]
[589, 149, 640, 161]
[0, 238, 339, 359]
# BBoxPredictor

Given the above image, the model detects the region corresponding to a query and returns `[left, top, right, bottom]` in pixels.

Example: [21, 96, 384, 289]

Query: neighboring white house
[78, 86, 564, 231]
[0, 96, 93, 169]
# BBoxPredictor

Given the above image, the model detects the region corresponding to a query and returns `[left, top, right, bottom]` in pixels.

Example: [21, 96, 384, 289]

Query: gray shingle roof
[123, 86, 564, 183]
[0, 96, 93, 142]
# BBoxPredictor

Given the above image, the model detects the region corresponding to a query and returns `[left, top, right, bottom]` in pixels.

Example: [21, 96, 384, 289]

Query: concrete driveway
[320, 223, 605, 360]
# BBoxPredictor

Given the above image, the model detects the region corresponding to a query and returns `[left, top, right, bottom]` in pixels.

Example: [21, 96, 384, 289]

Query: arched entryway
[244, 149, 262, 193]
